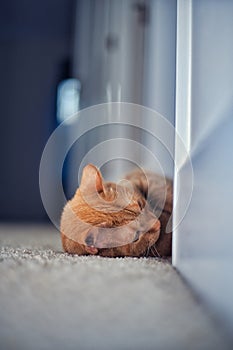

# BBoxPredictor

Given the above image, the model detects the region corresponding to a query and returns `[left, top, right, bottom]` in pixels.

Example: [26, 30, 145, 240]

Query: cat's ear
[80, 164, 104, 193]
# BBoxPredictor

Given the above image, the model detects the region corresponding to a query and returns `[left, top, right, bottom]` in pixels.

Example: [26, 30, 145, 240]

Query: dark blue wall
[0, 0, 76, 220]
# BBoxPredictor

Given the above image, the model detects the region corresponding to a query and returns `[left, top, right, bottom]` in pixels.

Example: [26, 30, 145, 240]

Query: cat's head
[61, 164, 160, 256]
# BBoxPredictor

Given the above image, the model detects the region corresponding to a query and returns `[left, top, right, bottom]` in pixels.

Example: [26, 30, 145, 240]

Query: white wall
[174, 0, 233, 335]
[142, 0, 177, 178]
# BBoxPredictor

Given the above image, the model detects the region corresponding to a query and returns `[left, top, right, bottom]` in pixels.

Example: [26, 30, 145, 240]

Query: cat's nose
[85, 232, 95, 246]
[85, 232, 98, 255]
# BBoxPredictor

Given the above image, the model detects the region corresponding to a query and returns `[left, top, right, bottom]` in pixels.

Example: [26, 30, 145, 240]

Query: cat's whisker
[151, 245, 161, 258]
[145, 246, 150, 258]
[147, 246, 151, 257]
[154, 246, 161, 258]
[149, 246, 155, 257]
[151, 246, 158, 258]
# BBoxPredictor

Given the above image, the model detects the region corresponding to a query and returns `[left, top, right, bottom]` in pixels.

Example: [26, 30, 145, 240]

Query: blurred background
[0, 0, 176, 222]
[0, 0, 76, 221]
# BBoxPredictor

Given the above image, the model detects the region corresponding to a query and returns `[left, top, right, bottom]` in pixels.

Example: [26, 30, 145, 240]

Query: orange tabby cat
[60, 164, 172, 257]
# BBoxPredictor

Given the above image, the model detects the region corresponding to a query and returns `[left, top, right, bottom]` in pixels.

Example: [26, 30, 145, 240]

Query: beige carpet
[0, 224, 232, 350]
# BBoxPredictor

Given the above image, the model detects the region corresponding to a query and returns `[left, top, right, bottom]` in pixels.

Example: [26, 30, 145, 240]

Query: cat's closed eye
[138, 200, 144, 210]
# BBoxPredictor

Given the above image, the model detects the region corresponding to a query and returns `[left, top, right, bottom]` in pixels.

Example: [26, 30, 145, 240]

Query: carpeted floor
[0, 224, 232, 350]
